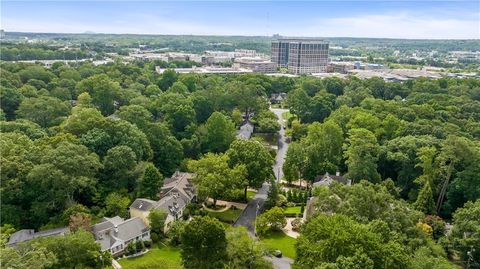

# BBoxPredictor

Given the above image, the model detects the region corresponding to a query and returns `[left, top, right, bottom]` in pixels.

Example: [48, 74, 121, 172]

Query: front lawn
[284, 206, 302, 217]
[207, 207, 243, 224]
[118, 246, 182, 269]
[284, 206, 301, 215]
[260, 230, 297, 259]
[247, 190, 256, 201]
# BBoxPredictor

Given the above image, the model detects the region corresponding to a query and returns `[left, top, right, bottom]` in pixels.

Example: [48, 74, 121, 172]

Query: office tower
[271, 38, 329, 74]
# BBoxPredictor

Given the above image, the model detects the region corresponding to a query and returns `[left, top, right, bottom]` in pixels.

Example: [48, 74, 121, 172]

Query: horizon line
[4, 30, 480, 41]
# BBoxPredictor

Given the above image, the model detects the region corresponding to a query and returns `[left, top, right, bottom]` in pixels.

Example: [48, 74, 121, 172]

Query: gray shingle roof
[92, 217, 148, 251]
[236, 121, 254, 140]
[313, 172, 351, 186]
[7, 227, 69, 246]
[129, 198, 157, 212]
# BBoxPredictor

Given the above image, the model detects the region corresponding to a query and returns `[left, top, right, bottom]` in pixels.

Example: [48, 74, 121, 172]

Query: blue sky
[1, 1, 479, 39]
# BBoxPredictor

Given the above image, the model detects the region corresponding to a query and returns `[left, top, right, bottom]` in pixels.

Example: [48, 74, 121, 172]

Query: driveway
[270, 108, 290, 182]
[234, 182, 269, 236]
[234, 107, 293, 269]
[266, 256, 295, 269]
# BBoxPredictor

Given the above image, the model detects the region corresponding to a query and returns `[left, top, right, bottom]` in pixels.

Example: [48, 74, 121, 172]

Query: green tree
[283, 142, 306, 184]
[155, 91, 196, 134]
[76, 74, 120, 115]
[141, 122, 183, 175]
[226, 227, 273, 269]
[227, 139, 274, 200]
[0, 86, 23, 120]
[158, 69, 178, 90]
[137, 162, 164, 199]
[118, 104, 153, 128]
[103, 145, 138, 190]
[413, 147, 437, 214]
[188, 153, 247, 207]
[32, 229, 109, 269]
[344, 128, 381, 183]
[2, 243, 57, 269]
[180, 216, 228, 269]
[450, 200, 480, 263]
[256, 206, 287, 236]
[295, 214, 409, 269]
[105, 192, 130, 218]
[18, 66, 55, 83]
[203, 111, 236, 153]
[148, 208, 168, 240]
[62, 107, 105, 136]
[302, 121, 344, 181]
[17, 96, 70, 127]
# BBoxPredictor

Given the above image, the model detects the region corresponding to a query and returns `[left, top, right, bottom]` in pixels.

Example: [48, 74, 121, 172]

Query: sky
[1, 1, 479, 39]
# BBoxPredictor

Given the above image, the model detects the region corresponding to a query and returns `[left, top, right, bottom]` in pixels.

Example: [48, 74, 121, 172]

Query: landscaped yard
[284, 206, 301, 215]
[260, 230, 297, 259]
[118, 246, 182, 269]
[247, 190, 256, 201]
[281, 111, 293, 121]
[207, 207, 243, 224]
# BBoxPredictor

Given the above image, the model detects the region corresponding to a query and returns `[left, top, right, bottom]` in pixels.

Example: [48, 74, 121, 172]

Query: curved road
[270, 108, 290, 182]
[234, 107, 293, 269]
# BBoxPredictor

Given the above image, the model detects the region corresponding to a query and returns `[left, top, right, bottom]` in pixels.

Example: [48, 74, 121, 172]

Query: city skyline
[1, 1, 479, 39]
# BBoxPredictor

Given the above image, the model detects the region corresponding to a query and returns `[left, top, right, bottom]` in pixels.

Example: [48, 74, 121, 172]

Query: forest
[1, 58, 479, 268]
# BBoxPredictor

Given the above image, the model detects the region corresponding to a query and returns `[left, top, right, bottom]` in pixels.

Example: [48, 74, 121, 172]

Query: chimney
[114, 225, 118, 234]
[336, 171, 340, 176]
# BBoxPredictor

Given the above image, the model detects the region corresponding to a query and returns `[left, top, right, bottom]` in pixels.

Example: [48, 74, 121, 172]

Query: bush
[291, 218, 303, 232]
[150, 232, 159, 243]
[276, 194, 288, 207]
[126, 242, 137, 255]
[286, 202, 296, 207]
[256, 207, 287, 236]
[143, 240, 152, 248]
[136, 240, 145, 251]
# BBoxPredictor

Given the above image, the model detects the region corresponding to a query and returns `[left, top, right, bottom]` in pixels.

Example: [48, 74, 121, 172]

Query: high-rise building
[271, 38, 329, 74]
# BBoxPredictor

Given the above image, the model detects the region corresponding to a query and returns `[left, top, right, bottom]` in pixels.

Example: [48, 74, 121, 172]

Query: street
[270, 108, 290, 182]
[234, 107, 293, 269]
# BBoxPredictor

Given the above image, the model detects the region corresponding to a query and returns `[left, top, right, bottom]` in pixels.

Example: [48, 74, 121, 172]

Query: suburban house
[236, 121, 254, 140]
[130, 171, 196, 231]
[6, 227, 69, 247]
[304, 172, 351, 219]
[312, 172, 352, 188]
[270, 93, 287, 104]
[92, 216, 150, 256]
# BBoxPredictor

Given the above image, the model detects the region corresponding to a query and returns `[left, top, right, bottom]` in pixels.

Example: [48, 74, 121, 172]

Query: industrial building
[271, 38, 329, 74]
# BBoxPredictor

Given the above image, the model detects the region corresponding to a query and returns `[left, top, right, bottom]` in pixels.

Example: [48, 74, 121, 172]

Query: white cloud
[290, 12, 480, 39]
[2, 9, 479, 39]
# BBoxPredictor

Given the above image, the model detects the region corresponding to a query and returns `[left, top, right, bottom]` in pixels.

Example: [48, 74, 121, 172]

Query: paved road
[266, 256, 295, 269]
[234, 182, 269, 236]
[270, 108, 290, 182]
[234, 107, 293, 269]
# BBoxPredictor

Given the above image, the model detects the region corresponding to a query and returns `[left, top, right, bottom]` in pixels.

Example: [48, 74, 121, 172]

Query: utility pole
[254, 202, 260, 236]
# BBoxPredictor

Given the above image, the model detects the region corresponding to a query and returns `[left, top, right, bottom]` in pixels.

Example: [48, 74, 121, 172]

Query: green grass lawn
[281, 111, 293, 121]
[207, 207, 243, 224]
[118, 246, 182, 269]
[260, 231, 297, 259]
[247, 190, 256, 201]
[284, 206, 301, 214]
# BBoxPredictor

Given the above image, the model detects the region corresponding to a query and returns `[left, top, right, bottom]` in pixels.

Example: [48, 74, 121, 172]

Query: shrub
[150, 232, 159, 243]
[256, 207, 287, 236]
[291, 218, 303, 232]
[143, 240, 152, 248]
[276, 194, 288, 207]
[135, 240, 145, 251]
[126, 242, 137, 255]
